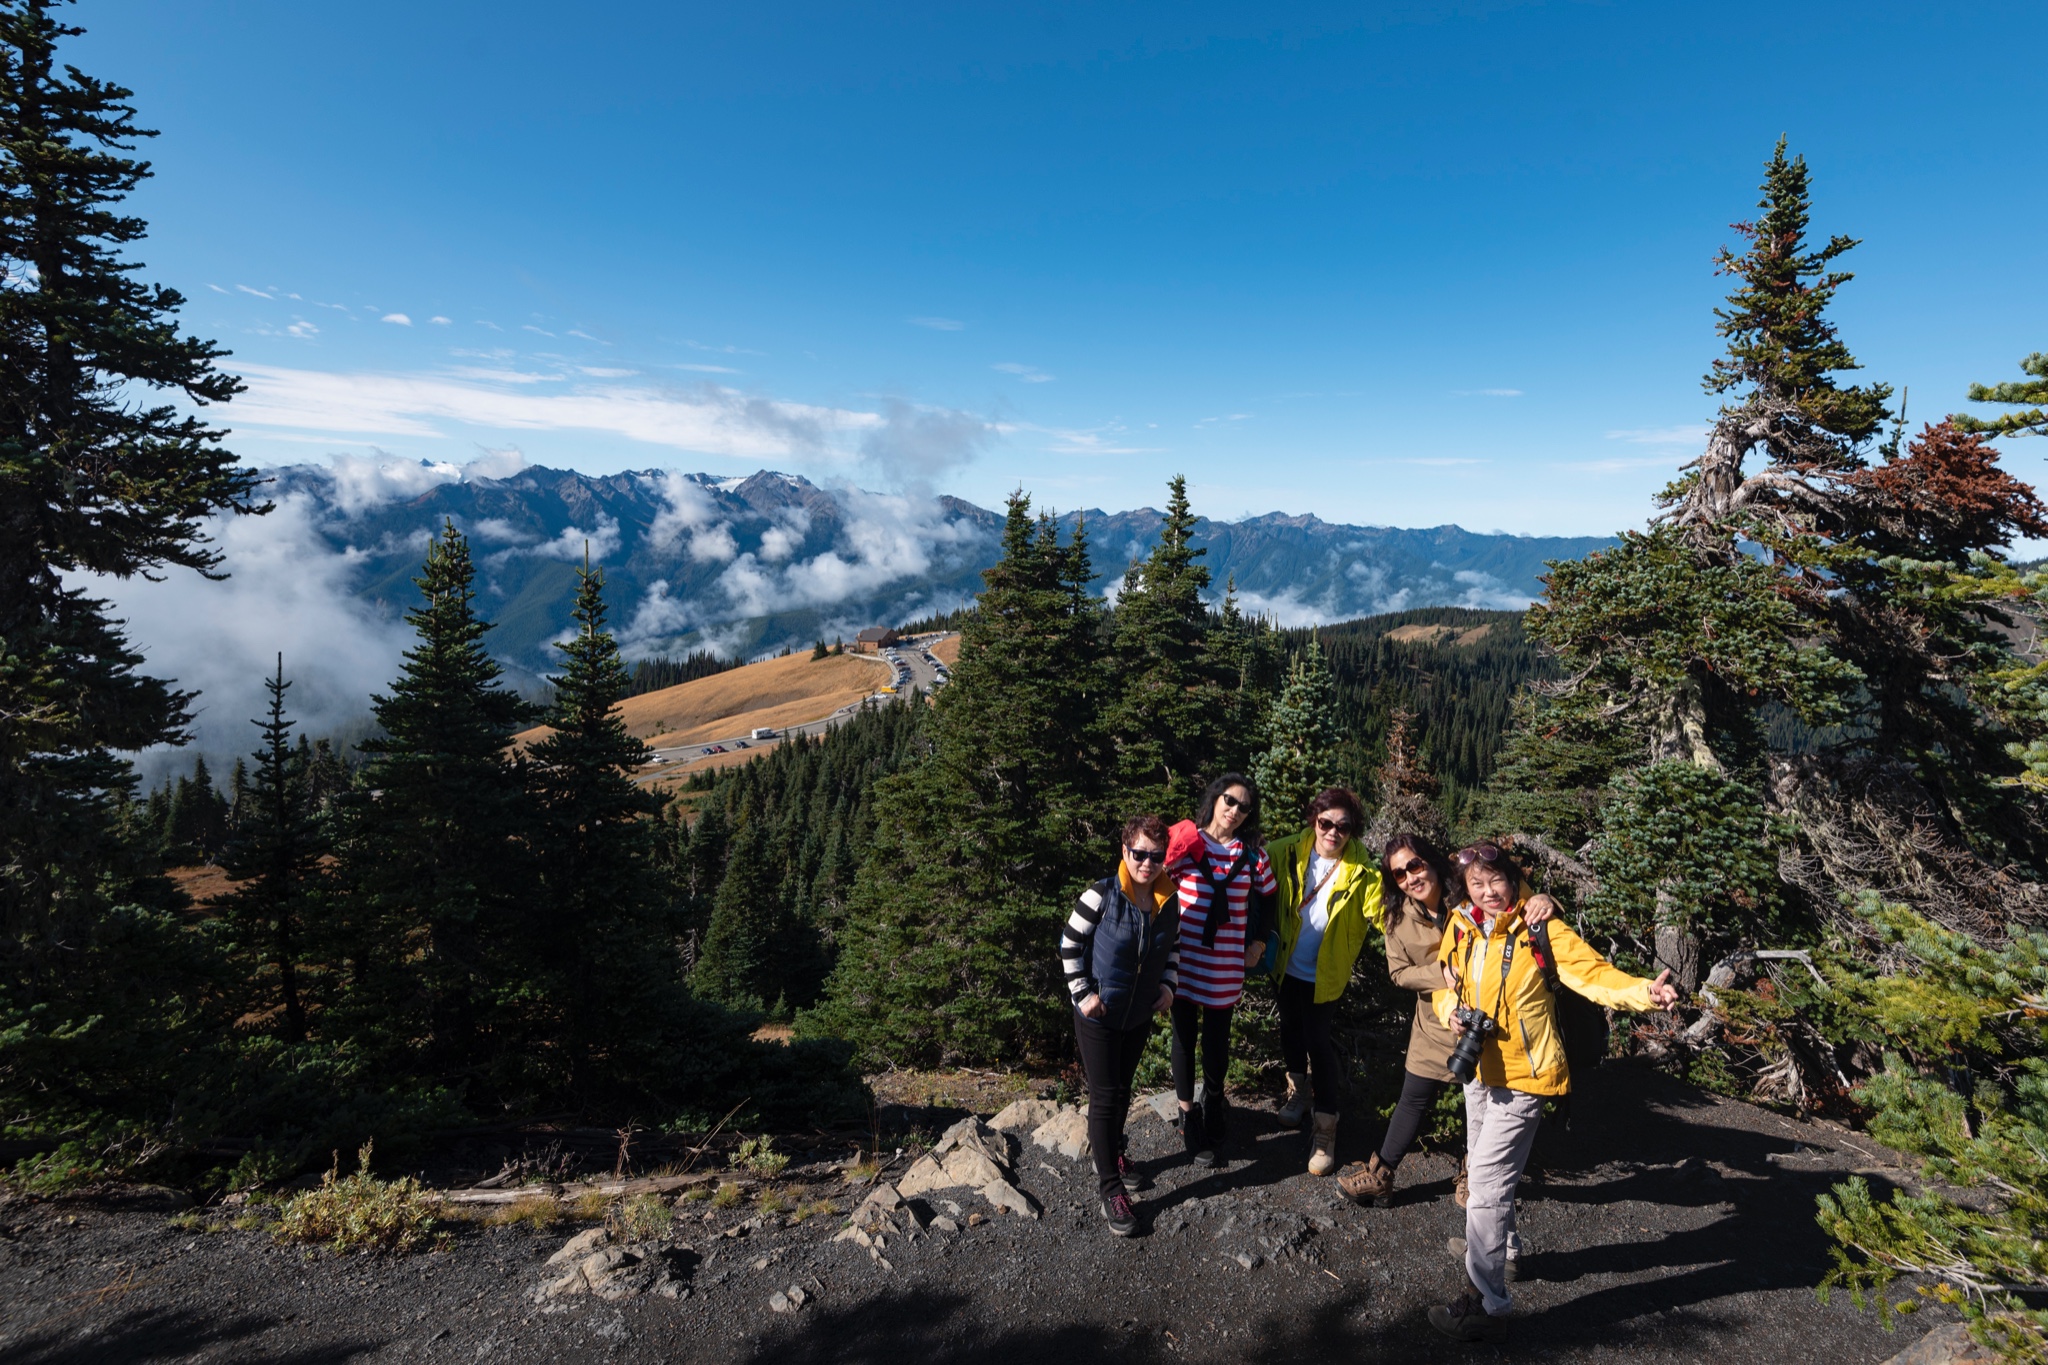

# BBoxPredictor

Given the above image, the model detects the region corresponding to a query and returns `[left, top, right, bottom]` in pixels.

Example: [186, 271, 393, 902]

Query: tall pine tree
[218, 656, 325, 1041]
[336, 521, 537, 1091]
[528, 559, 676, 1097]
[1252, 636, 1338, 839]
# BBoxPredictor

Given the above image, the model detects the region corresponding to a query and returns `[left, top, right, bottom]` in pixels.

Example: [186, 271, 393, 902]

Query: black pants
[1276, 973, 1342, 1114]
[1378, 1069, 1452, 1168]
[1170, 996, 1233, 1104]
[1073, 1007, 1151, 1197]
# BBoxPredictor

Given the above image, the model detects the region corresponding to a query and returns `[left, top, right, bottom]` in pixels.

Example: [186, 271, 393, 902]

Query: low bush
[274, 1143, 438, 1254]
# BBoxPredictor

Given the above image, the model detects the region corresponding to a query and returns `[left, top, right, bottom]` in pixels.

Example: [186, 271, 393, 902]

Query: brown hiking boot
[1428, 1289, 1507, 1343]
[1454, 1156, 1470, 1209]
[1336, 1153, 1394, 1207]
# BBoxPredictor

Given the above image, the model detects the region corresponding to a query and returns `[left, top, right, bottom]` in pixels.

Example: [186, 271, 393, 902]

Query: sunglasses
[1218, 792, 1247, 810]
[1314, 816, 1354, 836]
[1456, 842, 1510, 868]
[1125, 845, 1165, 865]
[1388, 859, 1431, 880]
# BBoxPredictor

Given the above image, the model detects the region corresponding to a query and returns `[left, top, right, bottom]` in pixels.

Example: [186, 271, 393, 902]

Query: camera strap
[1458, 917, 1520, 1028]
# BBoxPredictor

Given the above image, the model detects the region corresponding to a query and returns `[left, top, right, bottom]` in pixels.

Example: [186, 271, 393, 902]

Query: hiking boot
[1337, 1153, 1394, 1207]
[1453, 1156, 1470, 1209]
[1276, 1071, 1311, 1128]
[1100, 1189, 1138, 1237]
[1308, 1110, 1339, 1177]
[1428, 1289, 1507, 1343]
[1116, 1149, 1151, 1193]
[1203, 1089, 1230, 1158]
[1447, 1236, 1522, 1281]
[1181, 1104, 1216, 1167]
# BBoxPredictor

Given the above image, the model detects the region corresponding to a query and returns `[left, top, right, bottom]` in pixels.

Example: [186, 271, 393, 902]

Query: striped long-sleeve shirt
[1169, 831, 1276, 1009]
[1060, 869, 1180, 1023]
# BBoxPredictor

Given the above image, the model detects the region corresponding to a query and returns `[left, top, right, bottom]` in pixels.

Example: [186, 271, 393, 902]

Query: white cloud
[208, 283, 230, 294]
[1042, 425, 1167, 456]
[1453, 388, 1524, 398]
[80, 491, 415, 779]
[470, 517, 535, 545]
[522, 324, 555, 337]
[1453, 568, 1536, 611]
[380, 312, 413, 326]
[1226, 586, 1333, 628]
[429, 315, 452, 325]
[566, 328, 603, 342]
[993, 362, 1055, 383]
[907, 316, 964, 331]
[675, 363, 742, 374]
[237, 284, 274, 299]
[643, 471, 741, 564]
[531, 513, 622, 564]
[859, 399, 995, 483]
[227, 363, 889, 460]
[286, 319, 319, 339]
[316, 446, 528, 515]
[1605, 424, 1710, 446]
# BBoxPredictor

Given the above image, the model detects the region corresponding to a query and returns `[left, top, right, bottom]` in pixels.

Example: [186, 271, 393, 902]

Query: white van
[750, 727, 777, 740]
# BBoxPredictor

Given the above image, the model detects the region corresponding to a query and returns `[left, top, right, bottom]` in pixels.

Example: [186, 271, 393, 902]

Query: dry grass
[679, 1185, 713, 1203]
[568, 1188, 614, 1222]
[754, 1187, 791, 1216]
[709, 1183, 742, 1209]
[788, 1198, 838, 1224]
[607, 1194, 672, 1241]
[1385, 623, 1494, 646]
[514, 652, 886, 753]
[842, 1159, 881, 1185]
[929, 634, 960, 665]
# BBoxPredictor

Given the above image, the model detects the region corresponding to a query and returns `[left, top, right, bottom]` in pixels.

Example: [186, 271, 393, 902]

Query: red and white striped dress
[1170, 831, 1276, 1009]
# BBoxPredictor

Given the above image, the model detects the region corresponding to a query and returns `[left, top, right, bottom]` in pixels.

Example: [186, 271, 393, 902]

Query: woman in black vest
[1059, 813, 1180, 1236]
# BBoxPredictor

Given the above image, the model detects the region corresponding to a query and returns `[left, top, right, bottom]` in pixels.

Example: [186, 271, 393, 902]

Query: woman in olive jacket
[1264, 787, 1380, 1176]
[1338, 833, 1555, 1208]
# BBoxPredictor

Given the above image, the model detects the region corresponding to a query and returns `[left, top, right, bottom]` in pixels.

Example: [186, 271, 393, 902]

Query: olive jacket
[1384, 895, 1458, 1082]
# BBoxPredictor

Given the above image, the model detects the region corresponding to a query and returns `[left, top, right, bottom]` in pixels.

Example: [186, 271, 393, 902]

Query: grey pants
[1462, 1081, 1545, 1314]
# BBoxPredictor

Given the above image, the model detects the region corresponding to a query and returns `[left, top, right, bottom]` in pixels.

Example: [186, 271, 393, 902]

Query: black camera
[1447, 1004, 1495, 1085]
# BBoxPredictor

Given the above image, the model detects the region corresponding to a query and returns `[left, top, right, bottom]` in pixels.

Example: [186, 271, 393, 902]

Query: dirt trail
[0, 1063, 1944, 1364]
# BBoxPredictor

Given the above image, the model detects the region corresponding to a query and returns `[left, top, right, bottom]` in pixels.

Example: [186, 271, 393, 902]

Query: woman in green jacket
[1266, 787, 1381, 1176]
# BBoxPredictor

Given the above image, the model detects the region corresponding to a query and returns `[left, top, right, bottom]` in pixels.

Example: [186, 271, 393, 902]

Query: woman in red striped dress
[1164, 772, 1277, 1167]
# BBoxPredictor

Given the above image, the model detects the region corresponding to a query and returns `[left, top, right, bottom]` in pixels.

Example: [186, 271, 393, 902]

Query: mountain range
[269, 461, 1614, 671]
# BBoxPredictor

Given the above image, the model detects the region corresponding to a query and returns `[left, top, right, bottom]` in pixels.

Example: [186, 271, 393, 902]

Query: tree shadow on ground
[0, 1307, 375, 1365]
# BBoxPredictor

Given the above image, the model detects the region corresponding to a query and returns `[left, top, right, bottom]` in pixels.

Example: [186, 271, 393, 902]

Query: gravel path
[0, 1062, 1945, 1364]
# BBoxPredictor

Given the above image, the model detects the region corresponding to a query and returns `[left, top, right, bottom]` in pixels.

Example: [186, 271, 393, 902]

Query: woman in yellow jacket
[1264, 787, 1380, 1177]
[1426, 842, 1679, 1344]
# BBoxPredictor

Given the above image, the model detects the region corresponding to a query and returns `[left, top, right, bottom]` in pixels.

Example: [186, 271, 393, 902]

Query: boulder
[940, 1146, 1009, 1191]
[1881, 1323, 1996, 1365]
[896, 1154, 956, 1198]
[849, 1183, 904, 1230]
[1139, 1092, 1181, 1124]
[989, 1098, 1064, 1133]
[1030, 1107, 1091, 1161]
[932, 1116, 1014, 1168]
[545, 1226, 611, 1267]
[979, 1177, 1040, 1219]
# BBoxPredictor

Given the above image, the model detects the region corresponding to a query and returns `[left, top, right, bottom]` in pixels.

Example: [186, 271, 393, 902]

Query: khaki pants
[1462, 1081, 1544, 1314]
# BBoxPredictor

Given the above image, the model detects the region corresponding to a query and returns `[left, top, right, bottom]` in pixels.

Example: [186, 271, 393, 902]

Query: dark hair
[1194, 772, 1261, 849]
[1454, 841, 1526, 904]
[1381, 832, 1455, 926]
[1305, 787, 1364, 835]
[1121, 813, 1169, 848]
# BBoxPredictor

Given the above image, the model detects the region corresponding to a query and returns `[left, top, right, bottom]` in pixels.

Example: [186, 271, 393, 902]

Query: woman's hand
[1441, 963, 1458, 991]
[1155, 985, 1174, 1014]
[1244, 940, 1266, 972]
[1080, 993, 1106, 1020]
[1648, 969, 1682, 1011]
[1524, 893, 1558, 926]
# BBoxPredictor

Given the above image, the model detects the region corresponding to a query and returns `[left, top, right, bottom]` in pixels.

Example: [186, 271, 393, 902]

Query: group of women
[1058, 771, 1681, 1344]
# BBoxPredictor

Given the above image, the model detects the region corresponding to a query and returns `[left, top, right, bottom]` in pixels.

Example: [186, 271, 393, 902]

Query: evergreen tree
[1364, 708, 1448, 853]
[1105, 475, 1222, 812]
[528, 560, 674, 1096]
[1954, 351, 2048, 439]
[1253, 636, 1338, 838]
[807, 493, 1112, 1064]
[218, 655, 325, 1041]
[336, 521, 537, 1089]
[692, 818, 782, 1014]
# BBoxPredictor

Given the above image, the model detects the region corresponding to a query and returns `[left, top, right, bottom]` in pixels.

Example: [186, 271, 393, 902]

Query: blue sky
[76, 0, 2048, 541]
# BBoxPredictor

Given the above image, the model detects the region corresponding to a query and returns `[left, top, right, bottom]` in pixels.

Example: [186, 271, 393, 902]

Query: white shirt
[1285, 852, 1338, 982]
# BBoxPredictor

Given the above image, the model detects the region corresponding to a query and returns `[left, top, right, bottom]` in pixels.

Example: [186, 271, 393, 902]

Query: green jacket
[1266, 830, 1385, 1003]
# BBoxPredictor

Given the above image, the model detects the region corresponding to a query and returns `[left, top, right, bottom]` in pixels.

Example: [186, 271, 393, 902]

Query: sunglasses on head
[1456, 842, 1509, 868]
[1125, 845, 1165, 865]
[1314, 816, 1354, 835]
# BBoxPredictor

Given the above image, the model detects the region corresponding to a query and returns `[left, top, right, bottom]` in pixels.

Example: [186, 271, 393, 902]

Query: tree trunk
[1653, 883, 1701, 993]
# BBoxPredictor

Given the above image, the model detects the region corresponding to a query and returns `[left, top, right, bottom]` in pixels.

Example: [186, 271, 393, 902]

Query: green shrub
[729, 1136, 789, 1177]
[274, 1143, 437, 1254]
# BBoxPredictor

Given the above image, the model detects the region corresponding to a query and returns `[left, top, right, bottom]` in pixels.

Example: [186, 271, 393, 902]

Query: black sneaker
[1203, 1090, 1230, 1158]
[1181, 1104, 1216, 1167]
[1117, 1150, 1152, 1192]
[1100, 1189, 1139, 1237]
[1428, 1289, 1507, 1343]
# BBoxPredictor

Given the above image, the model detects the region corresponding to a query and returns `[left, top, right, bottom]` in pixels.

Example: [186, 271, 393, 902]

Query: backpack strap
[1527, 918, 1563, 995]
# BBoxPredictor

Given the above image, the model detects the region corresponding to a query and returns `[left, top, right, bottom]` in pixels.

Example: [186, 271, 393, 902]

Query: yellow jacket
[1267, 830, 1384, 1004]
[1432, 902, 1657, 1096]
